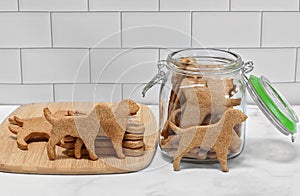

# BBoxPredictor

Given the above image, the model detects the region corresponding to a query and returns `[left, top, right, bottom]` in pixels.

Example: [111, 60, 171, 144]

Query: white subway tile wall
[0, 13, 51, 48]
[21, 49, 90, 83]
[0, 1, 299, 104]
[52, 13, 120, 48]
[0, 85, 53, 104]
[54, 84, 122, 102]
[262, 12, 300, 47]
[231, 0, 299, 11]
[160, 0, 229, 11]
[231, 48, 297, 82]
[19, 0, 88, 11]
[0, 0, 18, 11]
[0, 50, 21, 83]
[192, 12, 261, 48]
[122, 12, 191, 48]
[89, 0, 158, 11]
[296, 48, 300, 82]
[90, 49, 158, 83]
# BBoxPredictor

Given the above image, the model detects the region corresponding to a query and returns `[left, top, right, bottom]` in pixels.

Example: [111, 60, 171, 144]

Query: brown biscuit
[8, 110, 76, 150]
[160, 135, 180, 150]
[94, 138, 113, 148]
[123, 147, 145, 157]
[60, 142, 75, 149]
[61, 120, 146, 159]
[207, 151, 217, 159]
[122, 140, 144, 149]
[123, 133, 144, 141]
[161, 58, 198, 139]
[63, 136, 77, 143]
[233, 123, 242, 137]
[161, 58, 242, 144]
[170, 108, 181, 126]
[126, 126, 145, 134]
[174, 77, 241, 128]
[229, 130, 242, 153]
[63, 147, 117, 157]
[64, 146, 145, 157]
[167, 148, 207, 160]
[177, 78, 212, 128]
[127, 118, 145, 127]
[44, 99, 140, 161]
[169, 109, 247, 172]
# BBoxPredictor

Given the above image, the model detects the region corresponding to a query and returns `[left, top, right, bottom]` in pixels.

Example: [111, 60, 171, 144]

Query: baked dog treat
[160, 127, 242, 158]
[62, 136, 77, 143]
[161, 75, 241, 139]
[64, 146, 145, 157]
[44, 99, 139, 161]
[8, 110, 76, 150]
[178, 78, 241, 128]
[64, 135, 145, 158]
[123, 133, 144, 141]
[168, 108, 247, 172]
[123, 147, 145, 157]
[62, 115, 146, 159]
[122, 140, 144, 149]
[160, 57, 197, 139]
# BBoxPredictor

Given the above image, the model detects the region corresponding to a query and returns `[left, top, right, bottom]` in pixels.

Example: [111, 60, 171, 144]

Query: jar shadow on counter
[243, 138, 298, 163]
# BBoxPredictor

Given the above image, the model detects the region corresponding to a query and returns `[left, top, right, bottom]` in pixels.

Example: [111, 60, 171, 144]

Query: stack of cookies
[61, 115, 146, 158]
[122, 115, 145, 157]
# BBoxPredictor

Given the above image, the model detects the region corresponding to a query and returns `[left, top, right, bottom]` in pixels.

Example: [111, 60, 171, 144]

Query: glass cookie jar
[142, 48, 298, 168]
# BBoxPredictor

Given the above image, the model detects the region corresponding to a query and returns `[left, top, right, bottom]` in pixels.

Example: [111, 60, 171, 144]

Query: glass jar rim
[166, 48, 243, 75]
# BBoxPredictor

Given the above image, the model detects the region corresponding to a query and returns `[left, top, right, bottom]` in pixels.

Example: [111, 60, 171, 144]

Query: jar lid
[243, 63, 299, 142]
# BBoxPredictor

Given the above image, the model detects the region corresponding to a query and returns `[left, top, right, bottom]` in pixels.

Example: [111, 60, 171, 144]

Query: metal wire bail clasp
[242, 61, 254, 75]
[241, 61, 254, 83]
[142, 60, 167, 97]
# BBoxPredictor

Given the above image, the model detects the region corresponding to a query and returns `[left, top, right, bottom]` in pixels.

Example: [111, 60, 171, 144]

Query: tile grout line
[88, 48, 92, 83]
[294, 48, 298, 82]
[229, 0, 231, 11]
[121, 83, 124, 100]
[1, 46, 299, 50]
[87, 0, 89, 11]
[50, 12, 54, 47]
[19, 49, 23, 84]
[0, 47, 168, 50]
[158, 48, 161, 61]
[273, 81, 300, 84]
[259, 11, 263, 47]
[0, 82, 150, 85]
[17, 0, 20, 11]
[158, 0, 160, 11]
[52, 84, 56, 102]
[190, 11, 193, 48]
[299, 0, 300, 11]
[0, 10, 294, 13]
[120, 12, 123, 48]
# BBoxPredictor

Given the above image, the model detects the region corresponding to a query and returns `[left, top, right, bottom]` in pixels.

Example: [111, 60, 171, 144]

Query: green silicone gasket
[249, 75, 296, 133]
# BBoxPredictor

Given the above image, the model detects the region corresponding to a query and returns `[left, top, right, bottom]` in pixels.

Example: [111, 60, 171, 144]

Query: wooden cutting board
[0, 102, 158, 174]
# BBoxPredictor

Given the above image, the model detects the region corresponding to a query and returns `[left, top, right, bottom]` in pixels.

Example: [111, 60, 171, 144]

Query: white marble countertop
[0, 105, 300, 196]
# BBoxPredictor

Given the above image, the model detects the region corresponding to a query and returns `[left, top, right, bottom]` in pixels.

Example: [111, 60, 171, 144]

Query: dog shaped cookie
[8, 110, 77, 150]
[44, 99, 139, 161]
[168, 108, 247, 172]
